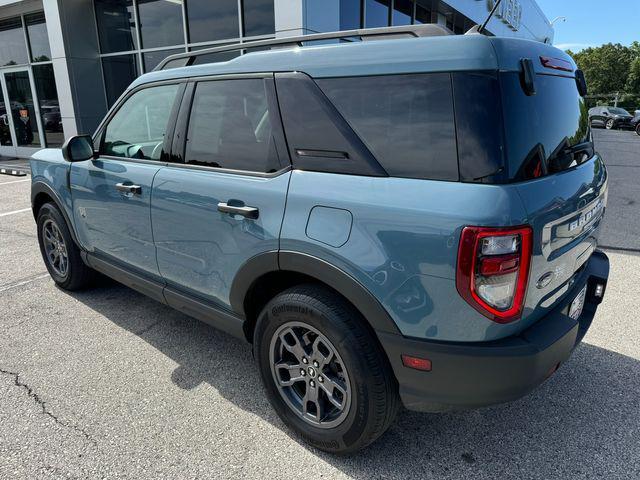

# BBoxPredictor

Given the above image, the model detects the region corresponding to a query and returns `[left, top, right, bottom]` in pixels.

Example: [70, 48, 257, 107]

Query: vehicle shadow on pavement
[61, 279, 640, 479]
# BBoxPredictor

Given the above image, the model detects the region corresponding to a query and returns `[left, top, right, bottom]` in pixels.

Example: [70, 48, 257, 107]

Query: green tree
[567, 43, 634, 95]
[626, 56, 640, 94]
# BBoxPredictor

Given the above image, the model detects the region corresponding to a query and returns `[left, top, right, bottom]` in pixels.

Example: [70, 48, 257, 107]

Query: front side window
[317, 73, 458, 181]
[184, 79, 280, 173]
[102, 84, 180, 160]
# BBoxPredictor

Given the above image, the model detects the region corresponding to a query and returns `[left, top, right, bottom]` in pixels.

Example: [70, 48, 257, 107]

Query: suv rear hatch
[492, 39, 608, 325]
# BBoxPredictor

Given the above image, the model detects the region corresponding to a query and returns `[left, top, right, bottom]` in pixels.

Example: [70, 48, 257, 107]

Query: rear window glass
[501, 72, 590, 181]
[316, 73, 459, 181]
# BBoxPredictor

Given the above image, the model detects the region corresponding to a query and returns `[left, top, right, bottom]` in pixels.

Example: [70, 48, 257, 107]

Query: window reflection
[95, 0, 138, 53]
[138, 0, 185, 49]
[102, 54, 140, 107]
[415, 0, 432, 24]
[190, 45, 240, 66]
[5, 71, 41, 147]
[340, 0, 361, 30]
[33, 64, 63, 147]
[392, 0, 413, 25]
[143, 48, 184, 72]
[25, 12, 51, 62]
[0, 17, 28, 66]
[243, 0, 275, 37]
[365, 0, 389, 28]
[187, 0, 239, 43]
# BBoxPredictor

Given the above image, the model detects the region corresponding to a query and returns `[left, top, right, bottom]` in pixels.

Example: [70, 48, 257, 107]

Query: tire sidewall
[636, 124, 640, 136]
[37, 204, 75, 288]
[254, 292, 378, 453]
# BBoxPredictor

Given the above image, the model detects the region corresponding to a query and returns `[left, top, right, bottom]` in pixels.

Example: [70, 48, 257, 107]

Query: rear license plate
[569, 285, 587, 320]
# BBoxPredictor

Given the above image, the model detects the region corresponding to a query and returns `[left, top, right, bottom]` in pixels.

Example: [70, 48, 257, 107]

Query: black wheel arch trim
[229, 250, 401, 335]
[31, 181, 80, 246]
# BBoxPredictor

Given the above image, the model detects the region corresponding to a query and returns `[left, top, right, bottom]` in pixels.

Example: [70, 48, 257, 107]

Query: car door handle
[115, 183, 142, 195]
[217, 201, 259, 219]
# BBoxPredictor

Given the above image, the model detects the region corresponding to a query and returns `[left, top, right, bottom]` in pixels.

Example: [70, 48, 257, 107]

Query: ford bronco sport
[31, 24, 610, 453]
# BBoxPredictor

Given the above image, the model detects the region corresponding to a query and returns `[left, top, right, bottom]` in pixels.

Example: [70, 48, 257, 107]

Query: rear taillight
[456, 226, 533, 323]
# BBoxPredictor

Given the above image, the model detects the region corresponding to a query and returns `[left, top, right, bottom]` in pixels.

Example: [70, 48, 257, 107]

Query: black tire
[605, 118, 615, 130]
[36, 202, 93, 291]
[254, 284, 399, 454]
[636, 123, 640, 136]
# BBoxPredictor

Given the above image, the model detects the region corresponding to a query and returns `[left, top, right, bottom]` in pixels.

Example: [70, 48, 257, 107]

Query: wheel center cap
[307, 367, 316, 378]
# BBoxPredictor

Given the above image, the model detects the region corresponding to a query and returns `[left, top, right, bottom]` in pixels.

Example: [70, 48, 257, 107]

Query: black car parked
[589, 106, 634, 130]
[632, 113, 640, 136]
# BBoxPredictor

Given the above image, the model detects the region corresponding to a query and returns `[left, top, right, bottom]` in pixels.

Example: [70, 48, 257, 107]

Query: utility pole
[614, 92, 619, 107]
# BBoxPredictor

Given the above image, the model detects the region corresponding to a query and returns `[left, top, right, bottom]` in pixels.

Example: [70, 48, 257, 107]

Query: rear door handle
[217, 201, 259, 219]
[115, 183, 142, 195]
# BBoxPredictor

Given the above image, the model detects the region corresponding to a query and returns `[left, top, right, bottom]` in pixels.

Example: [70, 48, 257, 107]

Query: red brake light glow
[456, 226, 533, 324]
[540, 56, 573, 72]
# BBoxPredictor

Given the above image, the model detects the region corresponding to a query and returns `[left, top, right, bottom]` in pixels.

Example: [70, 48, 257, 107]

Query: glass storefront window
[340, 0, 361, 30]
[33, 64, 63, 147]
[95, 0, 138, 53]
[102, 54, 140, 107]
[243, 0, 275, 37]
[138, 0, 185, 49]
[143, 48, 184, 72]
[415, 0, 432, 24]
[25, 12, 52, 62]
[365, 0, 389, 28]
[187, 0, 239, 43]
[190, 45, 240, 66]
[0, 17, 29, 66]
[4, 70, 41, 147]
[392, 0, 413, 25]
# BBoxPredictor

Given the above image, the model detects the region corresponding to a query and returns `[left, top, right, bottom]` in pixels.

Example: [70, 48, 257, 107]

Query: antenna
[478, 0, 504, 35]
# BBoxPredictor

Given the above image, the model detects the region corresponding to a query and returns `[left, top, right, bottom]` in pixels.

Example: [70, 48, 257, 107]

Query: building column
[43, 0, 107, 138]
[275, 0, 340, 38]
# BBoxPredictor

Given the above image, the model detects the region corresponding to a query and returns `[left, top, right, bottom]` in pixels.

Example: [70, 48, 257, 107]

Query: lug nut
[302, 358, 308, 364]
[313, 360, 319, 368]
[318, 375, 324, 383]
[309, 380, 315, 388]
[300, 369, 306, 376]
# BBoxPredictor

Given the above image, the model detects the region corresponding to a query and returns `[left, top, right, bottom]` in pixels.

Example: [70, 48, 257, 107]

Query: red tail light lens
[456, 226, 533, 323]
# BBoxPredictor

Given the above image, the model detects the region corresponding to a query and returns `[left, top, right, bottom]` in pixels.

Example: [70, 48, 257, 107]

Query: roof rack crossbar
[154, 24, 450, 71]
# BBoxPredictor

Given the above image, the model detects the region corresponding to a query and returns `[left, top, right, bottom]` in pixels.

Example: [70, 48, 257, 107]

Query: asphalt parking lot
[0, 129, 639, 479]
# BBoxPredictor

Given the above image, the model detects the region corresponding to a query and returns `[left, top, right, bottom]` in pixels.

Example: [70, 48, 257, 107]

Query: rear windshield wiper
[548, 140, 594, 173]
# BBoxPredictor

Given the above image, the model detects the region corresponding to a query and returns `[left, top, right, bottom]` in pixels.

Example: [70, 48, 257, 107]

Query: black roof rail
[154, 24, 451, 71]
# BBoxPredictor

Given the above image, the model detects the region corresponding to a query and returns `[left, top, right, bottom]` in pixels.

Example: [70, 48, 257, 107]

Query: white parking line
[0, 208, 31, 217]
[0, 179, 30, 185]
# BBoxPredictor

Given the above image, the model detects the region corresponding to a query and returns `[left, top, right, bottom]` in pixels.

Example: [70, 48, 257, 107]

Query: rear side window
[102, 84, 180, 160]
[317, 73, 458, 181]
[184, 79, 281, 173]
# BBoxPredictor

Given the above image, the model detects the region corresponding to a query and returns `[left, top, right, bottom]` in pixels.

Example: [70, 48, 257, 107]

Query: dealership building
[0, 0, 553, 158]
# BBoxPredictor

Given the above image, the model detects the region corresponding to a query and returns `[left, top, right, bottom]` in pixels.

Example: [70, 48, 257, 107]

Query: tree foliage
[566, 43, 637, 95]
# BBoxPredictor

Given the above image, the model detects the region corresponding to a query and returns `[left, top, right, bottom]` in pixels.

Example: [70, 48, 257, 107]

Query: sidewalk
[0, 156, 30, 176]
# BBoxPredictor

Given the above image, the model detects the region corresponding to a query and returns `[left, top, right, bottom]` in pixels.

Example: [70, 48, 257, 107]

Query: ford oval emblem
[536, 271, 554, 289]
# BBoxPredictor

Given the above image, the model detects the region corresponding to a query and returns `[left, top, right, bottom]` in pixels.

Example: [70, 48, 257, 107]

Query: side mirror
[62, 135, 95, 162]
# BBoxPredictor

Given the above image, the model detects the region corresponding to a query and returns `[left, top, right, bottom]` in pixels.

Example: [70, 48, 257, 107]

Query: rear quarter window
[316, 73, 459, 181]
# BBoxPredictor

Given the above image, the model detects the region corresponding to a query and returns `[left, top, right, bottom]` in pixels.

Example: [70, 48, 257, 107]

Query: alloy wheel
[42, 219, 69, 278]
[269, 321, 352, 429]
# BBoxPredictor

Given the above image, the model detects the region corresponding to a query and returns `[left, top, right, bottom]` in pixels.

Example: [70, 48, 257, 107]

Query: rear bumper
[379, 250, 610, 412]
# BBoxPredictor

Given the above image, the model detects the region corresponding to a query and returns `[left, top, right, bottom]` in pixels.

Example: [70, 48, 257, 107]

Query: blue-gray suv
[30, 25, 610, 453]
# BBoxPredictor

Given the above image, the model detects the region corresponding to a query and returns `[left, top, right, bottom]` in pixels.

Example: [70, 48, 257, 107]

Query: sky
[537, 0, 640, 51]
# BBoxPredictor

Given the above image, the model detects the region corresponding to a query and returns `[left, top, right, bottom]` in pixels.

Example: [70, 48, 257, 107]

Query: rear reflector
[401, 355, 432, 372]
[540, 56, 573, 72]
